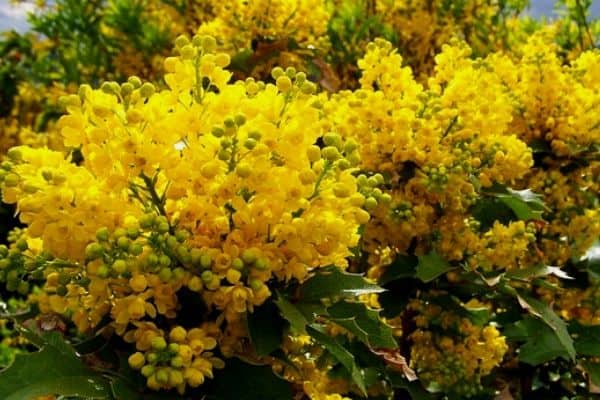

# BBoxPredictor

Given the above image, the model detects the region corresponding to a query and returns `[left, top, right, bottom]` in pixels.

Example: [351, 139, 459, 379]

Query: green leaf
[506, 317, 570, 365]
[570, 322, 600, 356]
[485, 185, 546, 221]
[208, 357, 292, 400]
[516, 293, 576, 361]
[583, 362, 600, 387]
[379, 254, 418, 284]
[247, 301, 285, 356]
[506, 264, 573, 281]
[110, 377, 143, 400]
[274, 295, 309, 334]
[327, 301, 398, 349]
[299, 266, 384, 302]
[471, 197, 517, 231]
[416, 251, 454, 282]
[307, 324, 367, 396]
[0, 332, 113, 400]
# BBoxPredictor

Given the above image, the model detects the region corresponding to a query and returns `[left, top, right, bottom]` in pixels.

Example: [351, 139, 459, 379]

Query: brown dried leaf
[370, 348, 417, 381]
[312, 58, 341, 92]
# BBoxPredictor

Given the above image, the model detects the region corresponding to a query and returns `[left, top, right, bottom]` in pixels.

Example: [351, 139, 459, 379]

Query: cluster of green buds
[92, 75, 155, 119]
[85, 213, 191, 283]
[390, 200, 415, 221]
[422, 164, 450, 191]
[128, 326, 221, 392]
[0, 229, 53, 295]
[0, 149, 23, 188]
[271, 66, 317, 95]
[356, 172, 391, 210]
[168, 34, 230, 103]
[209, 113, 258, 175]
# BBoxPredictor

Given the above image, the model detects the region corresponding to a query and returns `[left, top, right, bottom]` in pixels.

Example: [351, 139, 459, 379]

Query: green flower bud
[56, 285, 68, 296]
[129, 243, 143, 256]
[364, 197, 378, 210]
[85, 242, 104, 260]
[200, 254, 212, 269]
[170, 356, 184, 368]
[321, 146, 341, 161]
[285, 67, 297, 78]
[146, 352, 158, 364]
[180, 44, 195, 60]
[231, 257, 244, 270]
[244, 138, 257, 150]
[201, 270, 213, 283]
[112, 259, 127, 274]
[120, 82, 134, 96]
[156, 369, 170, 384]
[141, 364, 155, 377]
[175, 35, 189, 48]
[7, 148, 22, 162]
[128, 76, 142, 88]
[211, 126, 225, 138]
[117, 236, 131, 251]
[17, 281, 30, 295]
[217, 149, 230, 161]
[249, 279, 263, 291]
[152, 222, 167, 235]
[159, 267, 173, 282]
[140, 83, 155, 98]
[241, 249, 257, 264]
[248, 131, 261, 140]
[271, 66, 285, 80]
[323, 133, 341, 147]
[254, 258, 269, 270]
[159, 254, 171, 267]
[200, 35, 217, 52]
[95, 227, 109, 242]
[234, 114, 246, 126]
[300, 81, 317, 95]
[4, 173, 19, 187]
[151, 336, 167, 351]
[16, 239, 28, 251]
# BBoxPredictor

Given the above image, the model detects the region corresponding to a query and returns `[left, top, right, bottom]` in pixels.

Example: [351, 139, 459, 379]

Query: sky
[0, 0, 599, 33]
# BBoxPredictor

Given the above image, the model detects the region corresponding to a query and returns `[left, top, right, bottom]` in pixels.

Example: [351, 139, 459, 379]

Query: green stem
[140, 173, 169, 220]
[308, 160, 333, 201]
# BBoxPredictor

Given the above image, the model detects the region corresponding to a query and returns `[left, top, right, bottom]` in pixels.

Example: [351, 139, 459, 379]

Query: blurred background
[1, 0, 600, 33]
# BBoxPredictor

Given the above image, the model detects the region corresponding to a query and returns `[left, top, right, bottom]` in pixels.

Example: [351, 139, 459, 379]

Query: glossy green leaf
[0, 332, 112, 400]
[505, 316, 571, 365]
[327, 301, 397, 349]
[570, 322, 600, 357]
[516, 294, 576, 361]
[299, 266, 384, 302]
[379, 254, 418, 284]
[583, 362, 600, 387]
[208, 357, 293, 400]
[307, 324, 367, 396]
[416, 251, 454, 282]
[248, 301, 285, 356]
[274, 295, 309, 334]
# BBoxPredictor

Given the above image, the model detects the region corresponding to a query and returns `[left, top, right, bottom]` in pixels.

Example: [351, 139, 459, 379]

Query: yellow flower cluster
[409, 298, 508, 397]
[126, 324, 223, 393]
[327, 38, 535, 269]
[197, 0, 330, 52]
[375, 0, 521, 79]
[0, 34, 367, 393]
